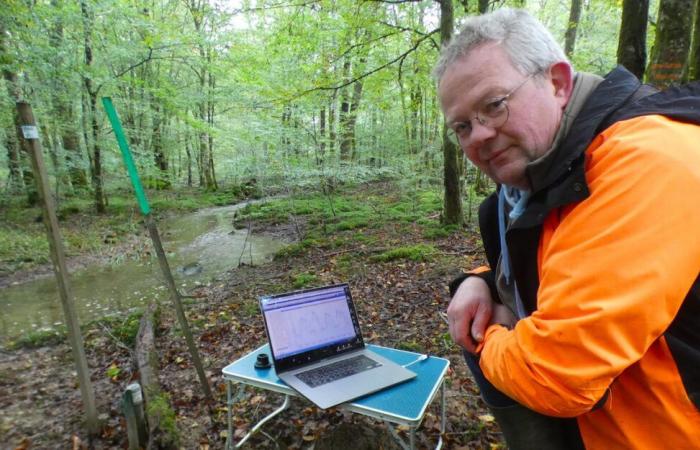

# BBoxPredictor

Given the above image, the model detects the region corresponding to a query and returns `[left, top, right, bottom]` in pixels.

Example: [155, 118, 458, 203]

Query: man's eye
[482, 98, 507, 117]
[454, 122, 471, 136]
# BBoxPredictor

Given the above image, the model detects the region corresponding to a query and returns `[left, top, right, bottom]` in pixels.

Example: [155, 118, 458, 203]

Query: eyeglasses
[447, 74, 535, 147]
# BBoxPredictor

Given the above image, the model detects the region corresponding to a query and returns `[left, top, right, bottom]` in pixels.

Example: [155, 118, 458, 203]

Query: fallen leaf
[13, 437, 31, 450]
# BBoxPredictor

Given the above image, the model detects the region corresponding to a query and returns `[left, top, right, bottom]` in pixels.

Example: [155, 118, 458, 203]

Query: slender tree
[1, 21, 25, 195]
[564, 0, 583, 58]
[687, 0, 700, 80]
[479, 0, 489, 13]
[1, 19, 37, 204]
[80, 0, 107, 212]
[437, 0, 463, 226]
[647, 0, 694, 87]
[617, 0, 649, 79]
[50, 0, 88, 191]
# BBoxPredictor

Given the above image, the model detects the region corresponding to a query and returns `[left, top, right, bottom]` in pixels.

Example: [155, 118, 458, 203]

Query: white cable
[402, 354, 428, 368]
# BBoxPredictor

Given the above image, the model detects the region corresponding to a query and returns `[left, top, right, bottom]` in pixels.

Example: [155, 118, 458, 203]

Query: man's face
[438, 43, 571, 190]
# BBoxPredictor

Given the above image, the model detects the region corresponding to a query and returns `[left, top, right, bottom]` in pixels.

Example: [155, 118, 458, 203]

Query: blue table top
[222, 344, 450, 424]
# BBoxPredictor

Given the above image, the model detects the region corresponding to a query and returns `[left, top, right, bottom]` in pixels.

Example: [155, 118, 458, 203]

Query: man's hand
[446, 276, 495, 353]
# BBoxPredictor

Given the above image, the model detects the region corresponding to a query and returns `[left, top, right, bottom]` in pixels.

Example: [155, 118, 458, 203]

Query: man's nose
[466, 121, 498, 149]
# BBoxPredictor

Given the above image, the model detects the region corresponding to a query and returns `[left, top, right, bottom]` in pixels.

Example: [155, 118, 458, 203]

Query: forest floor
[0, 182, 504, 449]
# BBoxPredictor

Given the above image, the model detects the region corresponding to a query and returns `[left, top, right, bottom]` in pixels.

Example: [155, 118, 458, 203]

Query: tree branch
[111, 47, 154, 79]
[288, 28, 439, 101]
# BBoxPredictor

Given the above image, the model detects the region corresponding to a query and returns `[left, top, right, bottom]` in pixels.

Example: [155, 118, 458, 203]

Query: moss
[331, 217, 370, 231]
[423, 224, 460, 239]
[146, 392, 180, 447]
[370, 244, 436, 263]
[274, 241, 308, 259]
[0, 225, 50, 271]
[7, 327, 67, 350]
[292, 272, 318, 289]
[94, 310, 143, 347]
[241, 300, 259, 317]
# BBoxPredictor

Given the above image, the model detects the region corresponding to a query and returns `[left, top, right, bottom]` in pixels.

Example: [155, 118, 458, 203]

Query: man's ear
[549, 62, 574, 107]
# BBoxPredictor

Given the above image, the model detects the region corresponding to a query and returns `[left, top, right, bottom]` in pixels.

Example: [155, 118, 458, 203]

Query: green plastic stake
[102, 97, 151, 215]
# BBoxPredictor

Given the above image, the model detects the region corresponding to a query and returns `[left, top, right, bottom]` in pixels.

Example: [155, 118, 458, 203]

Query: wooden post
[123, 383, 148, 449]
[144, 215, 213, 401]
[101, 97, 213, 403]
[16, 101, 100, 435]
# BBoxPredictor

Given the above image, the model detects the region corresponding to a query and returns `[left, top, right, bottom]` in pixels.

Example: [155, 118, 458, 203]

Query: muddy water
[0, 203, 287, 338]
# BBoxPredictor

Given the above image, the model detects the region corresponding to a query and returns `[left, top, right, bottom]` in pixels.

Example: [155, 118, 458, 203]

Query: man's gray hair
[433, 8, 569, 82]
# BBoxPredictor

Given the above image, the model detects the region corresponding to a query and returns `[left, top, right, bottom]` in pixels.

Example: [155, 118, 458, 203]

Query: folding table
[222, 344, 450, 449]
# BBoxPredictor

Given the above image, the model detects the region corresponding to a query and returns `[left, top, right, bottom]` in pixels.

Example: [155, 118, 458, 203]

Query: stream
[0, 203, 287, 338]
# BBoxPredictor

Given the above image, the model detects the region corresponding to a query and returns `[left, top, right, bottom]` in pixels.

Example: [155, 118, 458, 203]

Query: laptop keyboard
[295, 354, 381, 388]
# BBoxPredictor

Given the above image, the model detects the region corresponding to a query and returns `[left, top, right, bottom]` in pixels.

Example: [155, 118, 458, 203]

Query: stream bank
[0, 201, 288, 341]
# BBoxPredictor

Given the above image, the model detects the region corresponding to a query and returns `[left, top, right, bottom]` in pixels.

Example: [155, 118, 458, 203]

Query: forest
[2, 0, 699, 448]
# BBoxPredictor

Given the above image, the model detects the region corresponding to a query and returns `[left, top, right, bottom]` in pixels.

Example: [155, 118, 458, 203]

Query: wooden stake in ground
[16, 101, 100, 435]
[101, 97, 213, 402]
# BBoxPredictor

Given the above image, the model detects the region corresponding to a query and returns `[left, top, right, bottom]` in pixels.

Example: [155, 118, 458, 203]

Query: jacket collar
[512, 66, 641, 229]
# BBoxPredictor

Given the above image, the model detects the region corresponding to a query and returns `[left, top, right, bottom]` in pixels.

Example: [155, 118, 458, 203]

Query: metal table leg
[436, 381, 446, 450]
[386, 421, 412, 450]
[226, 381, 233, 450]
[235, 394, 291, 448]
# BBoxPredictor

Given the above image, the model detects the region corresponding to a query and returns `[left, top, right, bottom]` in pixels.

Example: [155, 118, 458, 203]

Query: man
[434, 8, 700, 449]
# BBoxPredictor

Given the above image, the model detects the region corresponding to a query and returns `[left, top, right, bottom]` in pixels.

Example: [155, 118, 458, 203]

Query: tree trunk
[438, 0, 463, 226]
[410, 86, 420, 155]
[188, 0, 216, 191]
[338, 60, 352, 162]
[5, 135, 23, 193]
[50, 0, 88, 191]
[647, 0, 694, 87]
[206, 55, 217, 190]
[81, 0, 106, 213]
[478, 0, 489, 13]
[319, 106, 326, 164]
[687, 0, 700, 80]
[186, 133, 193, 187]
[617, 0, 649, 79]
[151, 103, 171, 189]
[564, 0, 583, 58]
[329, 93, 337, 158]
[343, 78, 364, 160]
[1, 21, 35, 201]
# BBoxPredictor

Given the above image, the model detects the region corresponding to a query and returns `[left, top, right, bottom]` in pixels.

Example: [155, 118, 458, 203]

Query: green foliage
[95, 310, 143, 348]
[331, 217, 370, 232]
[105, 363, 121, 380]
[423, 224, 460, 240]
[292, 272, 318, 289]
[0, 226, 50, 271]
[371, 244, 436, 263]
[0, 0, 629, 229]
[7, 327, 67, 350]
[274, 237, 322, 259]
[241, 300, 259, 317]
[145, 392, 180, 446]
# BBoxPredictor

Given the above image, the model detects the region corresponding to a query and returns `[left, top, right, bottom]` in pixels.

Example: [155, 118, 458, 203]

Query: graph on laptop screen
[261, 285, 357, 359]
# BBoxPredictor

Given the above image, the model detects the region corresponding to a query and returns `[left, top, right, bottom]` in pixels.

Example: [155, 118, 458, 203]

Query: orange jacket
[479, 114, 700, 448]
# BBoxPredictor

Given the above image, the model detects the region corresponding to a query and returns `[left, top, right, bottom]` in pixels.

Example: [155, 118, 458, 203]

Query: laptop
[259, 283, 416, 409]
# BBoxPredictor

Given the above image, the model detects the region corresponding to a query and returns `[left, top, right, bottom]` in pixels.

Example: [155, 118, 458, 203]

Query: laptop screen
[260, 284, 364, 371]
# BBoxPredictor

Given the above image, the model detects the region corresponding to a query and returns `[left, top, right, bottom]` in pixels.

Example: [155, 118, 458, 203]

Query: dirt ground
[0, 214, 505, 449]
